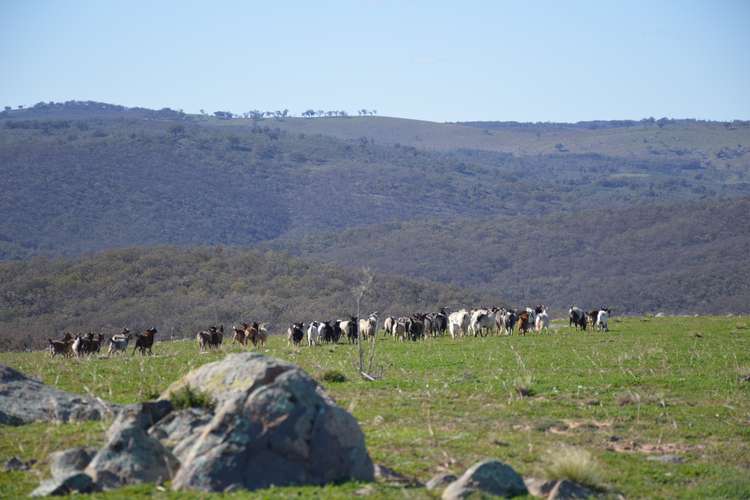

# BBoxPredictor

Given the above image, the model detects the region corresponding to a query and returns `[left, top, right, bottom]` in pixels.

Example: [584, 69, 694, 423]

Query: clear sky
[1, 0, 748, 122]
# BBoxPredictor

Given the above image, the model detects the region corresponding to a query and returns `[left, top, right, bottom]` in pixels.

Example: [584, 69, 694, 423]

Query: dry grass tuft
[616, 390, 641, 406]
[543, 445, 604, 490]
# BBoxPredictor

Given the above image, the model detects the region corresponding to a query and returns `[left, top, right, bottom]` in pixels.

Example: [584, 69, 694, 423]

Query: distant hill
[265, 197, 750, 315]
[252, 116, 750, 170]
[0, 247, 492, 351]
[1, 101, 749, 322]
[2, 101, 748, 259]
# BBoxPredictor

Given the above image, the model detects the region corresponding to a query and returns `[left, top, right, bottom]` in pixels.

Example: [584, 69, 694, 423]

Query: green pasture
[1, 316, 749, 498]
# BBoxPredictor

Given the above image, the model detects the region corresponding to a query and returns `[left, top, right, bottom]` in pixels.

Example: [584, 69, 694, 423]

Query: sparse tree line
[0, 101, 380, 123]
[205, 108, 377, 121]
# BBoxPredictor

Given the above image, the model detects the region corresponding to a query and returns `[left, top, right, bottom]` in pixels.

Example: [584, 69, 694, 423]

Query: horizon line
[2, 99, 749, 125]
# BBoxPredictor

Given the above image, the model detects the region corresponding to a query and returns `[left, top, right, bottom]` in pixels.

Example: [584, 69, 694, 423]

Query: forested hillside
[266, 198, 750, 315]
[0, 247, 492, 351]
[1, 101, 749, 325]
[1, 102, 748, 259]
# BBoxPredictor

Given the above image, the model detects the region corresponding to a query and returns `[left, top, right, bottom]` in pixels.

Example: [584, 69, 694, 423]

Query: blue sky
[1, 0, 748, 122]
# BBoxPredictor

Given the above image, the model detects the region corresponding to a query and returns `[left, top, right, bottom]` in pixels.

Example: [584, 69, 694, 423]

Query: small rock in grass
[374, 463, 422, 486]
[523, 477, 557, 497]
[647, 454, 685, 464]
[49, 447, 97, 480]
[442, 459, 527, 499]
[355, 484, 376, 496]
[547, 479, 597, 499]
[4, 456, 33, 471]
[30, 472, 96, 497]
[426, 473, 457, 491]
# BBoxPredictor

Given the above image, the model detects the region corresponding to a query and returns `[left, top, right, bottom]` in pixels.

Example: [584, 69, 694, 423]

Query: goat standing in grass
[48, 333, 74, 357]
[517, 311, 531, 335]
[107, 329, 132, 356]
[287, 322, 305, 347]
[307, 321, 321, 346]
[231, 325, 248, 346]
[249, 322, 268, 348]
[596, 308, 610, 332]
[535, 308, 550, 333]
[133, 327, 157, 355]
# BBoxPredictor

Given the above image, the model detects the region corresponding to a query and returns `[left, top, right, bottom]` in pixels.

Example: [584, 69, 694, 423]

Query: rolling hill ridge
[0, 101, 748, 323]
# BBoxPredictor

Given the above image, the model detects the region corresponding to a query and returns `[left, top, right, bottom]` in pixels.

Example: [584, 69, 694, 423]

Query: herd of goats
[45, 306, 611, 358]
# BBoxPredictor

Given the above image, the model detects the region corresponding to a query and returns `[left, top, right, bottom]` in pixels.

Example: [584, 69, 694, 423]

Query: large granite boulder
[0, 364, 114, 425]
[167, 352, 374, 492]
[30, 352, 374, 495]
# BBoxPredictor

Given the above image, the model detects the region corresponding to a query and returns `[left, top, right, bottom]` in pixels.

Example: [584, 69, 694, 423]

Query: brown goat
[197, 325, 223, 352]
[48, 338, 73, 357]
[231, 325, 248, 346]
[133, 328, 157, 355]
[244, 322, 267, 348]
[517, 312, 531, 336]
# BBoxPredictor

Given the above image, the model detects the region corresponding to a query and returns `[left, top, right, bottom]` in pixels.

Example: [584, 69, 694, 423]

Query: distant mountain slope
[2, 102, 747, 259]
[0, 247, 492, 351]
[242, 116, 750, 170]
[265, 198, 750, 315]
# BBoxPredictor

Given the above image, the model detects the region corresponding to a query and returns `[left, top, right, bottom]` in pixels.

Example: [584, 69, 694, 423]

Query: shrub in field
[169, 385, 215, 411]
[513, 374, 535, 397]
[543, 445, 604, 490]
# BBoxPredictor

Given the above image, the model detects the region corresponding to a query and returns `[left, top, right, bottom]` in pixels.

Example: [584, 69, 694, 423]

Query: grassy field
[1, 316, 749, 498]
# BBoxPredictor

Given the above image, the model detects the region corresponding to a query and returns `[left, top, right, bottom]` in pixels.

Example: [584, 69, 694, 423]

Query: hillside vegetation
[1, 101, 749, 318]
[258, 115, 750, 169]
[0, 247, 491, 351]
[2, 102, 748, 260]
[1, 316, 749, 498]
[266, 197, 750, 315]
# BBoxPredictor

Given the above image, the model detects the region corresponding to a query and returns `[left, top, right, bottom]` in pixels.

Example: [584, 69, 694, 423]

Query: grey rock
[354, 484, 377, 496]
[647, 454, 685, 464]
[0, 364, 116, 425]
[4, 456, 33, 471]
[85, 416, 179, 489]
[159, 352, 295, 407]
[30, 472, 96, 497]
[442, 459, 527, 499]
[523, 477, 557, 497]
[113, 400, 173, 431]
[374, 463, 422, 486]
[48, 447, 96, 480]
[547, 479, 596, 499]
[426, 473, 458, 491]
[148, 407, 212, 463]
[170, 353, 374, 492]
